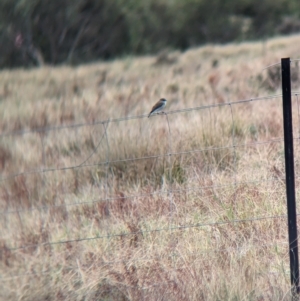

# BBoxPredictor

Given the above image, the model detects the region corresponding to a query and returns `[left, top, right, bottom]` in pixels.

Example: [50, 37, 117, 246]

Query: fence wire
[6, 212, 289, 252]
[0, 93, 285, 138]
[1, 90, 299, 285]
[0, 229, 290, 281]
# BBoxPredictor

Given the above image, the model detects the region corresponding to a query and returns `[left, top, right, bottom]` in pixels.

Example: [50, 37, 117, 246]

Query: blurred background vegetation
[1, 0, 300, 68]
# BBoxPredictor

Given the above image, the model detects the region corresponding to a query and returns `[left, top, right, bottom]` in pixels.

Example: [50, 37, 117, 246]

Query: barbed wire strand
[5, 212, 289, 252]
[0, 172, 284, 217]
[0, 136, 284, 183]
[0, 238, 289, 281]
[262, 62, 281, 71]
[1, 162, 290, 219]
[261, 59, 300, 71]
[0, 94, 286, 139]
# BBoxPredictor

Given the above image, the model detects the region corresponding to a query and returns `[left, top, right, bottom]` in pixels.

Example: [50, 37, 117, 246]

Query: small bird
[148, 98, 167, 118]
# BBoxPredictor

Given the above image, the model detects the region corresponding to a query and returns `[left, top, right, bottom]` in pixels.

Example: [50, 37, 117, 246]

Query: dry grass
[1, 34, 300, 300]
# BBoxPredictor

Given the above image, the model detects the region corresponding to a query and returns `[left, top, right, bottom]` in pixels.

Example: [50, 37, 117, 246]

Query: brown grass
[1, 34, 300, 300]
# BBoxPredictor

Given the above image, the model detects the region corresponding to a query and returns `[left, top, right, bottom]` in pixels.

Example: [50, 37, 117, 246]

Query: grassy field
[1, 34, 300, 300]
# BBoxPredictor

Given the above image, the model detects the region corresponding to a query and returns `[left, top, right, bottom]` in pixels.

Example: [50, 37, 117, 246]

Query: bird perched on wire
[148, 98, 167, 118]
